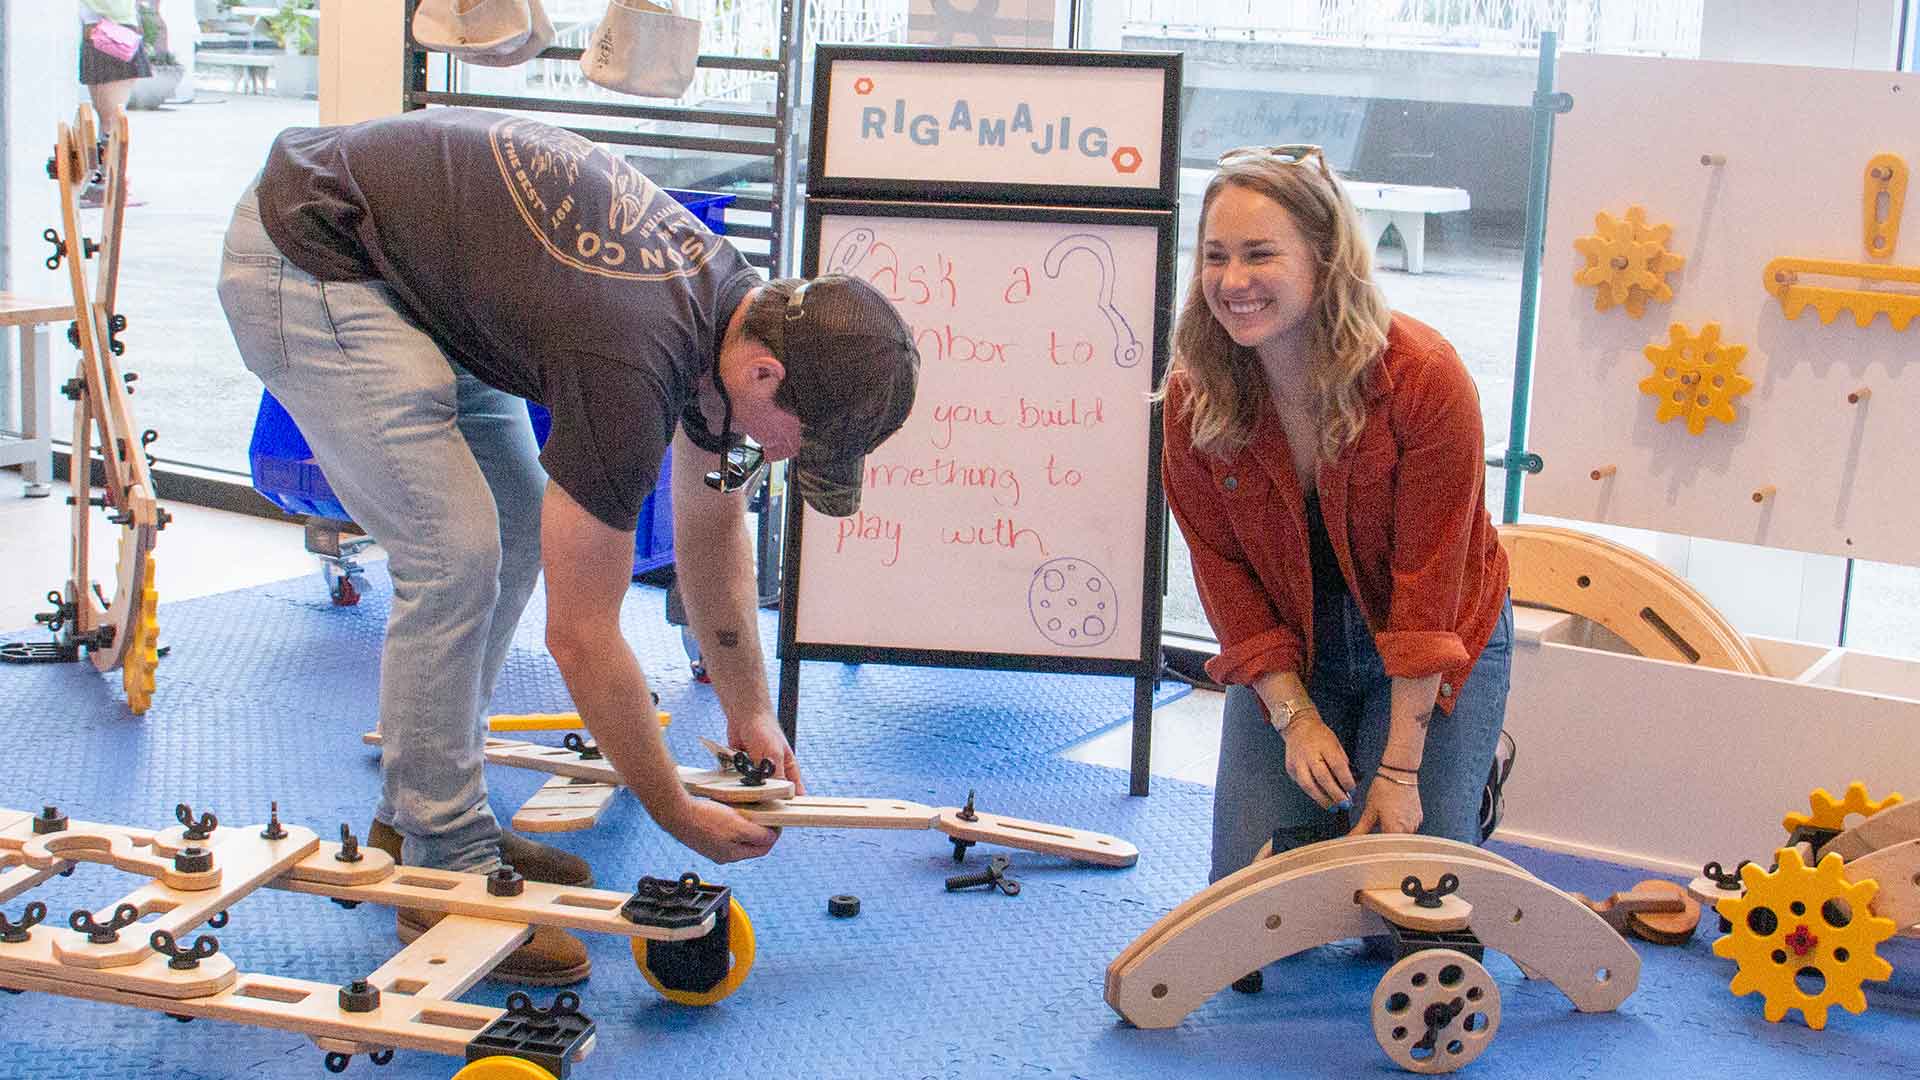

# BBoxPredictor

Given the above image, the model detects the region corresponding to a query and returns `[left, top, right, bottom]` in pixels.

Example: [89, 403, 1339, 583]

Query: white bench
[0, 293, 74, 498]
[196, 51, 276, 95]
[1343, 180, 1471, 275]
[1178, 167, 1470, 275]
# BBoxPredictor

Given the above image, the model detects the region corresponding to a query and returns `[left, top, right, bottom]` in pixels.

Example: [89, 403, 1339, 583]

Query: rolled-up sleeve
[1162, 382, 1302, 686]
[1374, 344, 1485, 679]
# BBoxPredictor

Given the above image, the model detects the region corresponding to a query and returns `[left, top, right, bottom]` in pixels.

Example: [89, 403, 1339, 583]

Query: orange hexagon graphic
[853, 77, 875, 95]
[1111, 146, 1143, 174]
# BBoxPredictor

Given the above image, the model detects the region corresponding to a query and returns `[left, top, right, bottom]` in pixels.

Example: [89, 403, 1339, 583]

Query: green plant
[263, 0, 318, 55]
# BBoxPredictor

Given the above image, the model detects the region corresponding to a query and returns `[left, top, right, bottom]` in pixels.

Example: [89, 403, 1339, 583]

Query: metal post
[1501, 31, 1561, 523]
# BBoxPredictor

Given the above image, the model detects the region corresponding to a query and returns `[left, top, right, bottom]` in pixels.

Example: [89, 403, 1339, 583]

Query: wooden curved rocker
[1498, 524, 1766, 674]
[1107, 836, 1638, 1072]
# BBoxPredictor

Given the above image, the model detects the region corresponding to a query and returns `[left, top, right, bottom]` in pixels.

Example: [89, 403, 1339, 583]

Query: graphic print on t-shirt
[488, 115, 719, 281]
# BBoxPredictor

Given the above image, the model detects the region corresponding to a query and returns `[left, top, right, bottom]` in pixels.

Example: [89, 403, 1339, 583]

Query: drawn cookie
[1029, 557, 1116, 647]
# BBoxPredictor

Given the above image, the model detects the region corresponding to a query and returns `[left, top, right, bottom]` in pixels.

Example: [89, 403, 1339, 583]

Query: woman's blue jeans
[1209, 594, 1513, 882]
[217, 185, 545, 874]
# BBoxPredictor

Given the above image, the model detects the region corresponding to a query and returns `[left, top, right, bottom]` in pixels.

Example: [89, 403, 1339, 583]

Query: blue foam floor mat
[3, 565, 1918, 1079]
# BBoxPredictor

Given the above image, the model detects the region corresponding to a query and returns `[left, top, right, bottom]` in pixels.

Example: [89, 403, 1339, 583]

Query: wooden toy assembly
[1105, 834, 1641, 1074]
[364, 726, 1139, 868]
[1689, 782, 1920, 1029]
[0, 802, 753, 1079]
[0, 107, 168, 713]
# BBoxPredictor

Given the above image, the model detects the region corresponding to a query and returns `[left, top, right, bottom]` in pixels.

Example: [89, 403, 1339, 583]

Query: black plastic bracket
[465, 991, 595, 1080]
[622, 874, 733, 996]
[1385, 922, 1486, 963]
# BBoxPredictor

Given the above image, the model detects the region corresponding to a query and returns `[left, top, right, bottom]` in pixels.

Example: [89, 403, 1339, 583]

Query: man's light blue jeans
[1209, 594, 1513, 882]
[217, 185, 544, 873]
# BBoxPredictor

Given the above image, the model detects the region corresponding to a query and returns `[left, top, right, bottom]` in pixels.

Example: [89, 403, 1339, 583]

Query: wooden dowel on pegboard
[1752, 485, 1776, 504]
[1848, 386, 1872, 404]
[1590, 464, 1616, 480]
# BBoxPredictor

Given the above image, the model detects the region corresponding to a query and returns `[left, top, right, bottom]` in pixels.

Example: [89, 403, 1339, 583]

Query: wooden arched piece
[1107, 838, 1638, 1029]
[1497, 525, 1767, 674]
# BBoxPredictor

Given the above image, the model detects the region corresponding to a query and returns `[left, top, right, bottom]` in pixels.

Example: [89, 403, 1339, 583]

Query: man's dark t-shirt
[255, 107, 759, 531]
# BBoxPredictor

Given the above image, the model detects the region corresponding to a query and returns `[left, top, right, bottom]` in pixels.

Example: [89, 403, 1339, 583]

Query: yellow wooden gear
[1710, 847, 1897, 1029]
[1782, 782, 1903, 836]
[1573, 205, 1685, 318]
[122, 558, 160, 714]
[632, 895, 755, 1005]
[1638, 322, 1753, 436]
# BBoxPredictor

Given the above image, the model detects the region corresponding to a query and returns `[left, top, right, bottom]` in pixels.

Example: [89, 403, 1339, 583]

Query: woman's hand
[1280, 712, 1355, 809]
[1349, 775, 1423, 835]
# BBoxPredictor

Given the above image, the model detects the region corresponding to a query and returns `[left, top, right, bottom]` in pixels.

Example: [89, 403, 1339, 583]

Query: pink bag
[88, 20, 143, 63]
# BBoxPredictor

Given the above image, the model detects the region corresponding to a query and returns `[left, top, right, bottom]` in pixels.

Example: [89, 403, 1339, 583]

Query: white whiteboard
[815, 55, 1170, 192]
[1529, 54, 1920, 566]
[790, 209, 1167, 660]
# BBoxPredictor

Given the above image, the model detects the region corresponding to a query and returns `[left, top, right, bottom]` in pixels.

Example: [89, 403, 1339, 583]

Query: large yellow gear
[1573, 205, 1686, 318]
[122, 557, 159, 715]
[1710, 847, 1897, 1029]
[1638, 322, 1753, 436]
[1782, 782, 1903, 836]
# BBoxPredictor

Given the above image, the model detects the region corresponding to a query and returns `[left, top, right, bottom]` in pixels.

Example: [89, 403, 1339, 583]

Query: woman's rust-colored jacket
[1162, 312, 1509, 714]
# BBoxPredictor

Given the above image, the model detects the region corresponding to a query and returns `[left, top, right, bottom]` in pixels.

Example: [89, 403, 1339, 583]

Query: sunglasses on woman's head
[1216, 143, 1334, 181]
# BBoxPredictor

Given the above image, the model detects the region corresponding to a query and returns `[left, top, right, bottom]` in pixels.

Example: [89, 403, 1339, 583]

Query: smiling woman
[1157, 145, 1514, 883]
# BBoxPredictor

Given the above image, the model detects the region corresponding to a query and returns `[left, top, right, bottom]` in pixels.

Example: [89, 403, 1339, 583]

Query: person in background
[77, 0, 151, 205]
[1159, 144, 1513, 892]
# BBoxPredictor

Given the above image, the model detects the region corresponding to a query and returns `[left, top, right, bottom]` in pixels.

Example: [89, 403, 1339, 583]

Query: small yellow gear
[1783, 782, 1903, 836]
[122, 557, 160, 715]
[1638, 322, 1754, 436]
[1711, 847, 1896, 1029]
[1573, 205, 1686, 318]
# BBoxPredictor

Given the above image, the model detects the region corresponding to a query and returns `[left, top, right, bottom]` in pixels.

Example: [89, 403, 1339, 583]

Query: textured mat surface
[2, 565, 1918, 1079]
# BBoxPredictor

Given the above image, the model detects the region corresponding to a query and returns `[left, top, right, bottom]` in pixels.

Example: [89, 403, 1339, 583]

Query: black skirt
[79, 23, 154, 86]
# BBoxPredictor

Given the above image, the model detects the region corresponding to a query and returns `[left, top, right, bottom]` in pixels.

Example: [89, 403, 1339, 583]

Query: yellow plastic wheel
[450, 1057, 557, 1080]
[1711, 847, 1897, 1029]
[632, 895, 755, 1006]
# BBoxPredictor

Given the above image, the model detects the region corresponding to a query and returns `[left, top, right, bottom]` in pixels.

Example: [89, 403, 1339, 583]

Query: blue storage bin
[247, 187, 734, 577]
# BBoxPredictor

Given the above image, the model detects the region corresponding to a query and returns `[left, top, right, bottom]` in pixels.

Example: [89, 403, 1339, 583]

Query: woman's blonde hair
[1163, 151, 1391, 461]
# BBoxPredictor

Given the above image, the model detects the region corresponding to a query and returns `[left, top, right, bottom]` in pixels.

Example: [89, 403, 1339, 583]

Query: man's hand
[728, 715, 805, 795]
[1349, 776, 1423, 835]
[663, 798, 781, 863]
[1281, 712, 1355, 809]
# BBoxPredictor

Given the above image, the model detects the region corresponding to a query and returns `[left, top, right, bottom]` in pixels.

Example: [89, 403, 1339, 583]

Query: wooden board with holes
[736, 796, 941, 829]
[511, 775, 621, 833]
[1498, 524, 1766, 673]
[363, 730, 796, 803]
[934, 807, 1138, 867]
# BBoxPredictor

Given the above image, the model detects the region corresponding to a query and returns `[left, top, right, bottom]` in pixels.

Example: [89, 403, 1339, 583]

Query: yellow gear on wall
[1573, 205, 1685, 318]
[1638, 322, 1754, 436]
[1711, 848, 1897, 1029]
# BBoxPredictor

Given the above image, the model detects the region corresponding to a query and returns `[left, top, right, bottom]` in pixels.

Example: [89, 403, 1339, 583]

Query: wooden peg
[1848, 386, 1872, 404]
[1700, 153, 1726, 166]
[1590, 464, 1616, 480]
[1752, 485, 1776, 504]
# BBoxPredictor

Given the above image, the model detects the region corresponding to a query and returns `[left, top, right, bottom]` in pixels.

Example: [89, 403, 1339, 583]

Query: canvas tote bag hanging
[580, 0, 702, 99]
[412, 0, 555, 66]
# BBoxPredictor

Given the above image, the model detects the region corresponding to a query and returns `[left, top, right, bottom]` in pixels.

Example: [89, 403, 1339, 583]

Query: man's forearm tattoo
[716, 629, 740, 648]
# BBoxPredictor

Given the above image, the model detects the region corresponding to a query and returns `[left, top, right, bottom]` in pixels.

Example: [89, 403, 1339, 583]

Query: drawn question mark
[825, 228, 877, 274]
[1042, 233, 1142, 368]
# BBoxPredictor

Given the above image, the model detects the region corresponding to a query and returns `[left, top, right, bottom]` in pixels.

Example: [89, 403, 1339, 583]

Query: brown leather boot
[367, 820, 594, 986]
[395, 907, 591, 987]
[365, 820, 595, 887]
